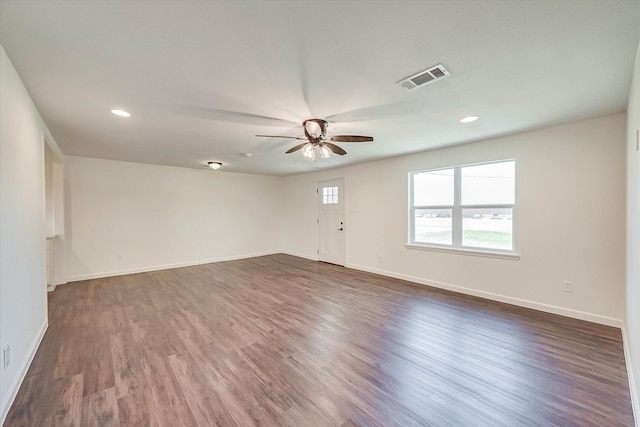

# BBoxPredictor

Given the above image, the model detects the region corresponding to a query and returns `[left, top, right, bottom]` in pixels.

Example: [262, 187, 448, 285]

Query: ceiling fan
[256, 119, 373, 161]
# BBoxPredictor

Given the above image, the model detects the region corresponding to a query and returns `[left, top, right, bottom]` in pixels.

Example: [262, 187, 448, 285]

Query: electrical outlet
[3, 345, 10, 370]
[378, 254, 383, 263]
[562, 280, 574, 293]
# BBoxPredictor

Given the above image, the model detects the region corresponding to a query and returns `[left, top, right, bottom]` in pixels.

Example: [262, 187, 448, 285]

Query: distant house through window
[409, 160, 515, 253]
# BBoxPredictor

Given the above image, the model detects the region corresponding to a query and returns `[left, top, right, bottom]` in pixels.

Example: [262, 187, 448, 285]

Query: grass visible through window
[463, 230, 512, 250]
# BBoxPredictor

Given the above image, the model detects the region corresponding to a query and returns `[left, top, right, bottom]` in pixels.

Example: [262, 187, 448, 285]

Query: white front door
[318, 179, 345, 266]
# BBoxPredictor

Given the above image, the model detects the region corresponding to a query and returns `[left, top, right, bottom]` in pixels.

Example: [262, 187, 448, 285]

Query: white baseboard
[623, 324, 640, 427]
[345, 262, 623, 328]
[66, 251, 280, 282]
[0, 320, 48, 426]
[281, 251, 319, 262]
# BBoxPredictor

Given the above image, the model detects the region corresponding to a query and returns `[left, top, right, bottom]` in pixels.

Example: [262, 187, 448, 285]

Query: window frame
[408, 160, 518, 259]
[322, 185, 339, 205]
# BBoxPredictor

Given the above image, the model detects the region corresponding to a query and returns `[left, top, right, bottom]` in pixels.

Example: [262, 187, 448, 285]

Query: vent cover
[397, 64, 450, 91]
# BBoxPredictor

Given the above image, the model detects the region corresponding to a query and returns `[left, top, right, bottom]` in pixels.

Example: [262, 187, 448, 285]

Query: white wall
[65, 156, 282, 281]
[626, 41, 640, 422]
[44, 145, 66, 288]
[282, 113, 627, 325]
[0, 46, 50, 423]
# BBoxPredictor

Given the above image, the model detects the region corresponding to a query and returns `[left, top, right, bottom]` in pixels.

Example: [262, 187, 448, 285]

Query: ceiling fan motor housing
[303, 119, 328, 140]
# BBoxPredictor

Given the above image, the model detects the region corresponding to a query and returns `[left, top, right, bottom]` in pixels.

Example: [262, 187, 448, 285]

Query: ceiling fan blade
[256, 134, 306, 140]
[325, 102, 411, 123]
[323, 142, 347, 155]
[285, 143, 308, 154]
[330, 135, 374, 143]
[175, 106, 301, 127]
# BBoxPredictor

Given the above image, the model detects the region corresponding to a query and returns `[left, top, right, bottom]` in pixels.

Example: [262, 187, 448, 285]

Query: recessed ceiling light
[242, 153, 252, 158]
[207, 162, 222, 170]
[111, 109, 130, 117]
[460, 115, 479, 123]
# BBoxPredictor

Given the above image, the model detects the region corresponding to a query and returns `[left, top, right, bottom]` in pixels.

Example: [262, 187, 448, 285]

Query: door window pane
[462, 208, 513, 250]
[322, 186, 338, 204]
[414, 209, 452, 245]
[461, 161, 514, 205]
[413, 169, 454, 206]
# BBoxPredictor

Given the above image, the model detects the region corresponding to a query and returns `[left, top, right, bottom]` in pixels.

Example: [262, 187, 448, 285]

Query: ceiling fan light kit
[319, 145, 331, 159]
[256, 118, 374, 160]
[302, 143, 315, 161]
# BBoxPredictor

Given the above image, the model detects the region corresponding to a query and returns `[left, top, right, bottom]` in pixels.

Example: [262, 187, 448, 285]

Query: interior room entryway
[317, 179, 345, 266]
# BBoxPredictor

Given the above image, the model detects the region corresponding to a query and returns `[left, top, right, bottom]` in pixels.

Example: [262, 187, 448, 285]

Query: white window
[409, 160, 515, 253]
[322, 186, 339, 204]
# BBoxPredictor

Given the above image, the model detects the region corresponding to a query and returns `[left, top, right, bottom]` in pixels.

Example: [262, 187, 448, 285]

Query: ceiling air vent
[397, 64, 450, 91]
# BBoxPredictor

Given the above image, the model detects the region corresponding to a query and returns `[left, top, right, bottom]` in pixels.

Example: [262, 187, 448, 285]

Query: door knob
[337, 227, 344, 231]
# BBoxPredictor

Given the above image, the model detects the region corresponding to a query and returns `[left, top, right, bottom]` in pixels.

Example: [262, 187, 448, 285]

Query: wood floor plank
[3, 374, 53, 427]
[82, 333, 116, 397]
[140, 351, 188, 409]
[4, 254, 635, 426]
[116, 392, 148, 427]
[80, 388, 120, 427]
[110, 331, 145, 399]
[43, 373, 84, 427]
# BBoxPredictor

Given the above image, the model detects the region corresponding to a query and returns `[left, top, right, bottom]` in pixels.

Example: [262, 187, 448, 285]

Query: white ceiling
[1, 1, 639, 176]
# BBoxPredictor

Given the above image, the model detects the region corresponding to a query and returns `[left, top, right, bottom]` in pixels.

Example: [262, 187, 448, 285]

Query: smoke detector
[397, 64, 450, 91]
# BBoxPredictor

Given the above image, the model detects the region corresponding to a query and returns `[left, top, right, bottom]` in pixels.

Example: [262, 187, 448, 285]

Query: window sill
[405, 244, 520, 260]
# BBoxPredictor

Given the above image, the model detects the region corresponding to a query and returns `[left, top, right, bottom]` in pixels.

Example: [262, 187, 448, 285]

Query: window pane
[322, 186, 338, 204]
[461, 161, 514, 205]
[413, 169, 454, 206]
[462, 208, 513, 250]
[414, 209, 452, 245]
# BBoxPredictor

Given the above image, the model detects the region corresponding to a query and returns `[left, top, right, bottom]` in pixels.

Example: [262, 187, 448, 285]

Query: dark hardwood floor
[4, 254, 634, 426]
